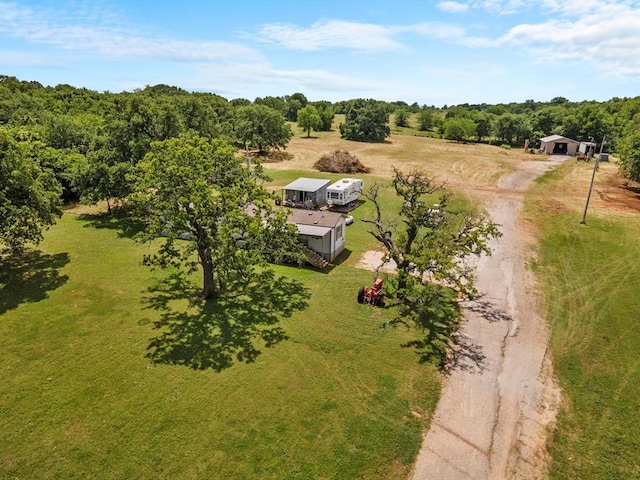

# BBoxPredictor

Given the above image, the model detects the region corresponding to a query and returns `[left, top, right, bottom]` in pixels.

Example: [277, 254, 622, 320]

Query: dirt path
[410, 158, 565, 480]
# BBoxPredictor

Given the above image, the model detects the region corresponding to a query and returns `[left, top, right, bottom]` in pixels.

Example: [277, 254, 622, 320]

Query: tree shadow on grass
[143, 270, 310, 371]
[0, 250, 69, 315]
[260, 150, 294, 163]
[622, 184, 640, 200]
[79, 209, 146, 239]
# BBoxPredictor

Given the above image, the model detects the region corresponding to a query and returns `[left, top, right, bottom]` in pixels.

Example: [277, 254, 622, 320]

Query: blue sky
[1, 0, 638, 106]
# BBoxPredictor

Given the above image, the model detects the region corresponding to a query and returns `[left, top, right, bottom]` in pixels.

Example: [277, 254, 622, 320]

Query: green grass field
[3, 133, 638, 479]
[526, 161, 640, 479]
[0, 183, 441, 479]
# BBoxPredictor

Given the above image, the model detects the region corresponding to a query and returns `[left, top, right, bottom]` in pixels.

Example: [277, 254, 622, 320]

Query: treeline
[334, 95, 639, 180]
[1, 75, 639, 253]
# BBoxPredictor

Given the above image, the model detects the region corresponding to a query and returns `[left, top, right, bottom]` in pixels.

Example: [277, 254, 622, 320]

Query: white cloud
[437, 1, 470, 13]
[498, 3, 640, 77]
[406, 22, 495, 47]
[255, 20, 404, 52]
[256, 19, 495, 51]
[470, 1, 537, 15]
[0, 2, 264, 64]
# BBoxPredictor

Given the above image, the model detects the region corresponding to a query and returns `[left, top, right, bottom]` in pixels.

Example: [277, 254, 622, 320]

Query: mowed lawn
[525, 160, 640, 479]
[3, 126, 503, 480]
[0, 184, 441, 479]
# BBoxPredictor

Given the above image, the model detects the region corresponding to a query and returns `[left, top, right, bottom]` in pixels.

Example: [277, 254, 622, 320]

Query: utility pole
[580, 134, 606, 224]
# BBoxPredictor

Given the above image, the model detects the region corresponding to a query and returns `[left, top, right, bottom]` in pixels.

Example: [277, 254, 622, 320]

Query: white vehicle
[326, 178, 364, 206]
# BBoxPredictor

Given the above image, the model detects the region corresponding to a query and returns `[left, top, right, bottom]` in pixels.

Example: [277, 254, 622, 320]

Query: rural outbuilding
[540, 134, 580, 156]
[579, 140, 597, 156]
[288, 209, 346, 263]
[282, 177, 331, 209]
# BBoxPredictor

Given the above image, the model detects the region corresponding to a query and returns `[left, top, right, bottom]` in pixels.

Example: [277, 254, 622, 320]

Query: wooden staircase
[301, 245, 331, 269]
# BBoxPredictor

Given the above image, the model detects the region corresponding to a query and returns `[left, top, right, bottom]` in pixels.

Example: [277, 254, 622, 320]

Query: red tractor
[357, 278, 385, 307]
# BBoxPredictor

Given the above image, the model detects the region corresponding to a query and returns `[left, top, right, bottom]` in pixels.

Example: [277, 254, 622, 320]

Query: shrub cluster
[313, 150, 371, 173]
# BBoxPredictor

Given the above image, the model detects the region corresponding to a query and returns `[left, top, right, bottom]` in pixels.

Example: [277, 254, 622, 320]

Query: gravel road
[410, 158, 566, 480]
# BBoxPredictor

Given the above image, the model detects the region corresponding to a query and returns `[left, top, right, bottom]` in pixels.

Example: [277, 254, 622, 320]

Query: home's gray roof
[296, 224, 331, 237]
[283, 177, 331, 192]
[288, 209, 343, 228]
[540, 134, 578, 143]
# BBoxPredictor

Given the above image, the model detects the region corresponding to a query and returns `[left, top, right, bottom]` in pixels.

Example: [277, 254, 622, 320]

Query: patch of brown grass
[273, 122, 538, 189]
[261, 150, 293, 163]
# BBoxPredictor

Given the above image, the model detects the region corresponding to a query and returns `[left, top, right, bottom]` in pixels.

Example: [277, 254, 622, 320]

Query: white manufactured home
[288, 209, 346, 263]
[326, 178, 364, 206]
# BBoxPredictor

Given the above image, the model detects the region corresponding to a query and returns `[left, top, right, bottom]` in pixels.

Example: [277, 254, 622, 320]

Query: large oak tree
[362, 168, 501, 366]
[132, 133, 304, 300]
[0, 127, 62, 254]
[297, 105, 322, 137]
[234, 104, 292, 153]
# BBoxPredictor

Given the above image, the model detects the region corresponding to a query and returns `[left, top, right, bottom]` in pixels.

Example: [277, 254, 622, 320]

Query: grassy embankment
[525, 159, 640, 479]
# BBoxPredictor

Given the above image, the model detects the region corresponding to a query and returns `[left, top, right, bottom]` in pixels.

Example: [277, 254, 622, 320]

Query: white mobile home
[288, 209, 346, 262]
[326, 178, 364, 206]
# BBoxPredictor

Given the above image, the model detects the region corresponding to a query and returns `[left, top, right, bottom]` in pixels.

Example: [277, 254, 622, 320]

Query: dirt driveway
[405, 157, 565, 480]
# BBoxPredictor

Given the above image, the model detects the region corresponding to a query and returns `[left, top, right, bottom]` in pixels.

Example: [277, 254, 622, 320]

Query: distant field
[281, 115, 533, 189]
[525, 160, 640, 480]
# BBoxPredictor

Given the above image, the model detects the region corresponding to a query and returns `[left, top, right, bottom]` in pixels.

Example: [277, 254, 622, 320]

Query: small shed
[540, 135, 580, 156]
[282, 177, 331, 209]
[288, 209, 346, 262]
[579, 141, 597, 156]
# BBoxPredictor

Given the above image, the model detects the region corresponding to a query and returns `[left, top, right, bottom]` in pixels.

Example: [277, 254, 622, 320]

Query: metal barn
[540, 135, 579, 156]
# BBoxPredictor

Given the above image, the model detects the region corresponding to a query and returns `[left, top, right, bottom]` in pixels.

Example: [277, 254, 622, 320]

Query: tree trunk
[199, 247, 216, 300]
[397, 268, 409, 291]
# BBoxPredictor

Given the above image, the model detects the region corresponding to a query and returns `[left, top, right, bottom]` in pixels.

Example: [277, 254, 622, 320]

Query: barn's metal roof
[540, 134, 578, 143]
[283, 177, 331, 192]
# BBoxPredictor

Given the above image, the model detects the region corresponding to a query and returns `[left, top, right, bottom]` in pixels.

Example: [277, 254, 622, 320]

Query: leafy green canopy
[131, 133, 304, 300]
[394, 108, 410, 127]
[363, 169, 501, 367]
[618, 115, 640, 182]
[311, 100, 335, 131]
[131, 134, 308, 369]
[234, 104, 293, 153]
[0, 127, 62, 254]
[297, 105, 322, 137]
[339, 100, 390, 142]
[443, 117, 477, 143]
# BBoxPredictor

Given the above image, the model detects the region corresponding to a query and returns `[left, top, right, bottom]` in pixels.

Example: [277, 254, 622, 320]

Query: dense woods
[1, 74, 639, 253]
